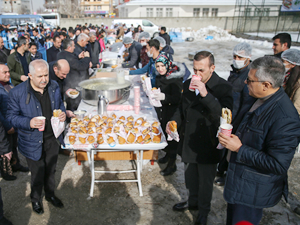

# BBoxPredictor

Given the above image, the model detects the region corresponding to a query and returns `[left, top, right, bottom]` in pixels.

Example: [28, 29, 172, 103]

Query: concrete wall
[60, 16, 299, 33]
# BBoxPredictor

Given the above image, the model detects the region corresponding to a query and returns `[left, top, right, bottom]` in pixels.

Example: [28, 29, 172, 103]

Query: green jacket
[7, 51, 31, 86]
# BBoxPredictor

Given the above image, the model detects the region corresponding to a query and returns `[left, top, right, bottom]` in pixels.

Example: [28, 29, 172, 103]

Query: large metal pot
[102, 59, 118, 68]
[77, 77, 132, 106]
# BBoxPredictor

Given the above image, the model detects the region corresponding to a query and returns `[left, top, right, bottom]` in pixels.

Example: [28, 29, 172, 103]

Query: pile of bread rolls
[67, 114, 162, 146]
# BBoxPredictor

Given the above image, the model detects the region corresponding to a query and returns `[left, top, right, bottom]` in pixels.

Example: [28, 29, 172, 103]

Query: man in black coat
[0, 121, 13, 225]
[168, 51, 233, 225]
[46, 36, 62, 63]
[122, 37, 142, 69]
[88, 32, 101, 68]
[74, 33, 91, 79]
[218, 56, 300, 225]
[0, 37, 11, 64]
[57, 39, 90, 111]
[159, 27, 171, 46]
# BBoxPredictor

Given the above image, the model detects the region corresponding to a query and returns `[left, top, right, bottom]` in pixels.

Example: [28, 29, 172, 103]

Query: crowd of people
[0, 20, 300, 225]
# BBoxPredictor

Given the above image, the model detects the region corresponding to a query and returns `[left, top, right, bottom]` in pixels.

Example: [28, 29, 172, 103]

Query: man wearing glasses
[218, 56, 300, 225]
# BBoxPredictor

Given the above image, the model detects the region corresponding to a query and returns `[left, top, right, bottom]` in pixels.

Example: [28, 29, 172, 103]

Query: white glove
[153, 93, 165, 101]
[124, 70, 130, 76]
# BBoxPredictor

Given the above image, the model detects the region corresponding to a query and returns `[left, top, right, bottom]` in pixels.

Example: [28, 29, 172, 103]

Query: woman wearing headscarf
[281, 49, 300, 114]
[153, 53, 186, 176]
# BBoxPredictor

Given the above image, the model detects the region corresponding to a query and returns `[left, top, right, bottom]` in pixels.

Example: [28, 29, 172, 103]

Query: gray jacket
[122, 41, 142, 69]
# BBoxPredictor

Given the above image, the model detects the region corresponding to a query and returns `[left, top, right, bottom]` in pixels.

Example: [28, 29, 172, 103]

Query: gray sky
[32, 0, 45, 13]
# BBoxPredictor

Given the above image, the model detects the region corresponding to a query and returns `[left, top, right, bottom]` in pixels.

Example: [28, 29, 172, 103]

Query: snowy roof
[118, 0, 282, 7]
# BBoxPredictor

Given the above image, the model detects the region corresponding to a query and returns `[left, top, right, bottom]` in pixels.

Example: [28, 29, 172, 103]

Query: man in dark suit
[0, 37, 11, 64]
[168, 51, 233, 225]
[57, 39, 90, 111]
[28, 43, 43, 61]
[46, 36, 62, 63]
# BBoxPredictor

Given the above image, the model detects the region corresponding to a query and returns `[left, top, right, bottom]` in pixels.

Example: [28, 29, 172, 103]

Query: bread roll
[127, 133, 135, 144]
[108, 122, 114, 128]
[222, 108, 232, 124]
[79, 127, 87, 134]
[119, 116, 125, 120]
[152, 127, 160, 134]
[69, 136, 76, 145]
[53, 109, 62, 117]
[169, 121, 177, 132]
[153, 133, 161, 143]
[143, 134, 151, 144]
[126, 122, 133, 129]
[151, 87, 157, 91]
[84, 116, 90, 122]
[87, 136, 95, 144]
[96, 127, 103, 133]
[127, 116, 134, 122]
[113, 126, 120, 133]
[141, 121, 150, 127]
[102, 116, 107, 120]
[79, 137, 86, 144]
[107, 117, 114, 123]
[152, 121, 160, 127]
[97, 134, 104, 144]
[71, 118, 79, 123]
[116, 120, 124, 126]
[88, 128, 94, 134]
[118, 135, 126, 145]
[69, 122, 77, 128]
[107, 136, 115, 145]
[77, 121, 85, 127]
[142, 128, 150, 135]
[136, 135, 143, 144]
[88, 122, 96, 128]
[105, 128, 112, 134]
[112, 113, 117, 119]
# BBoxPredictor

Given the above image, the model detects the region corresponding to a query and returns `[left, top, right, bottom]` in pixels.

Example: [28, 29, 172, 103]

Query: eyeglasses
[246, 77, 272, 85]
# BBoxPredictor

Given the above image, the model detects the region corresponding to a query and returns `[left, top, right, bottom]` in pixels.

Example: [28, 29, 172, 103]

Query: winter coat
[0, 46, 10, 63]
[0, 121, 10, 155]
[0, 83, 13, 132]
[140, 46, 149, 67]
[46, 45, 61, 63]
[161, 45, 174, 61]
[7, 51, 31, 86]
[122, 41, 142, 69]
[129, 57, 157, 87]
[57, 50, 90, 90]
[89, 41, 101, 68]
[155, 62, 185, 132]
[30, 51, 43, 61]
[171, 72, 233, 164]
[159, 33, 171, 46]
[227, 64, 250, 119]
[224, 87, 300, 208]
[6, 79, 66, 161]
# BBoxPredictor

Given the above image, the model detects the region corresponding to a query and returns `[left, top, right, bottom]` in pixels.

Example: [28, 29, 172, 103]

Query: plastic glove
[124, 70, 130, 76]
[153, 93, 165, 101]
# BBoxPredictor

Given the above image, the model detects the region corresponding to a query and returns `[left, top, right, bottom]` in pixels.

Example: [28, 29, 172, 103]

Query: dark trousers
[26, 136, 59, 202]
[217, 149, 228, 176]
[6, 133, 20, 167]
[66, 96, 81, 112]
[0, 188, 3, 219]
[226, 203, 263, 225]
[185, 163, 217, 216]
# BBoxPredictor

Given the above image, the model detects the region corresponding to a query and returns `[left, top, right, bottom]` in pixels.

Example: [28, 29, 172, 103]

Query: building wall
[1, 0, 22, 13]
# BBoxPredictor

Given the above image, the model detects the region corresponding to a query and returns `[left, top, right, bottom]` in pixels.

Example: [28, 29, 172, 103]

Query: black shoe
[160, 160, 177, 176]
[32, 202, 44, 215]
[294, 206, 300, 215]
[214, 176, 225, 186]
[173, 201, 198, 212]
[1, 173, 16, 181]
[45, 196, 64, 208]
[195, 214, 207, 225]
[158, 155, 169, 164]
[0, 216, 13, 225]
[12, 164, 29, 173]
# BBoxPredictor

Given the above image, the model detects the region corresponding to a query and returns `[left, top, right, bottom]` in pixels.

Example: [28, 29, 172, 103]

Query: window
[125, 8, 128, 17]
[146, 8, 153, 17]
[212, 8, 218, 17]
[244, 8, 251, 17]
[156, 8, 163, 17]
[142, 20, 153, 27]
[166, 8, 173, 17]
[263, 8, 270, 16]
[203, 8, 209, 17]
[97, 6, 101, 10]
[193, 8, 200, 17]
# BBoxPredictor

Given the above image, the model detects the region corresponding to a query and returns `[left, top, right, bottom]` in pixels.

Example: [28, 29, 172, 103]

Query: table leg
[140, 150, 143, 172]
[89, 151, 95, 198]
[136, 150, 143, 197]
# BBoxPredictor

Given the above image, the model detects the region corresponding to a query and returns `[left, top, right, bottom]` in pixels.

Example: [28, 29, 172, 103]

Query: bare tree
[36, 7, 45, 14]
[57, 0, 83, 18]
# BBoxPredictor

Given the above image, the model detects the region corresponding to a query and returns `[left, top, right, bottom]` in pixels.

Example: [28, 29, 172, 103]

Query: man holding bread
[218, 56, 300, 225]
[7, 59, 66, 215]
[167, 51, 233, 225]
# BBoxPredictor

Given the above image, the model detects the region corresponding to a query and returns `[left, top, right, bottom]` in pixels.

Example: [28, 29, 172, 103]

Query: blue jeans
[226, 203, 263, 225]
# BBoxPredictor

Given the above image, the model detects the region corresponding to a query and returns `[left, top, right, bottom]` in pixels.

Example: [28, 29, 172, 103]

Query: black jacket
[46, 45, 62, 63]
[122, 41, 142, 69]
[89, 41, 101, 68]
[172, 72, 233, 164]
[228, 64, 250, 119]
[0, 121, 10, 155]
[74, 43, 90, 79]
[159, 33, 171, 46]
[57, 50, 90, 90]
[224, 87, 300, 208]
[0, 46, 10, 63]
[49, 61, 66, 100]
[161, 45, 174, 61]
